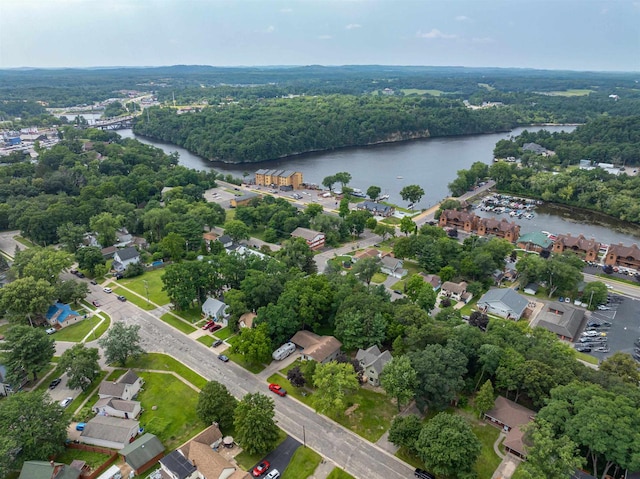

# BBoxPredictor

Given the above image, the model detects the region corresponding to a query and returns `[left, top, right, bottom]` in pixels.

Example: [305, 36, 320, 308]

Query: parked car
[115, 273, 124, 280]
[92, 300, 100, 307]
[414, 470, 436, 479]
[49, 378, 62, 389]
[597, 305, 611, 310]
[60, 397, 73, 408]
[202, 320, 215, 330]
[269, 383, 287, 397]
[75, 271, 85, 278]
[252, 461, 270, 477]
[209, 324, 222, 332]
[45, 327, 56, 334]
[75, 422, 86, 431]
[265, 470, 280, 479]
[117, 295, 127, 302]
[218, 355, 229, 362]
[90, 280, 98, 285]
[212, 339, 223, 348]
[103, 287, 112, 293]
[575, 346, 592, 353]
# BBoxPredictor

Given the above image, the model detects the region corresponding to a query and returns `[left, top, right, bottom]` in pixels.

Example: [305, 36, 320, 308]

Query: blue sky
[1, 0, 638, 71]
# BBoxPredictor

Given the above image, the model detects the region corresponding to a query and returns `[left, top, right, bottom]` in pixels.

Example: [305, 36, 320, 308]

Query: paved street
[94, 297, 413, 479]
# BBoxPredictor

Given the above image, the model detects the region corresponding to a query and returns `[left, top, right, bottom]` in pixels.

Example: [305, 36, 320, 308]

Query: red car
[268, 383, 287, 397]
[202, 320, 214, 330]
[252, 461, 270, 477]
[209, 324, 222, 332]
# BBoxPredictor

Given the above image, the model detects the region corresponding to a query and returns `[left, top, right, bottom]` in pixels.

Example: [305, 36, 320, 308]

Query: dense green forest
[133, 95, 523, 163]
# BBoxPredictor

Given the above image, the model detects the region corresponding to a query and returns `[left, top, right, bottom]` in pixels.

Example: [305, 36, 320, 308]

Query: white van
[97, 465, 122, 479]
[272, 342, 296, 361]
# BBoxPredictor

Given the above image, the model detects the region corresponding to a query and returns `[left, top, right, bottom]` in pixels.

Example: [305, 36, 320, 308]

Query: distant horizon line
[1, 64, 637, 74]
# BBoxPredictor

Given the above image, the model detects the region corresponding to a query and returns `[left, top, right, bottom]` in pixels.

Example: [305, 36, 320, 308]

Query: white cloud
[346, 23, 362, 30]
[318, 34, 333, 40]
[455, 15, 471, 21]
[416, 29, 457, 40]
[472, 36, 494, 44]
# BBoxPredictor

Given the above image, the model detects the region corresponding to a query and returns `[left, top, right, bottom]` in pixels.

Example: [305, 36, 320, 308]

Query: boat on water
[397, 176, 403, 179]
[379, 194, 390, 201]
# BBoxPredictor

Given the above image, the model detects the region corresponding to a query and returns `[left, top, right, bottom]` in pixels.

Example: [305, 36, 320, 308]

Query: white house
[380, 255, 407, 278]
[202, 297, 229, 326]
[290, 227, 326, 250]
[80, 416, 140, 449]
[98, 370, 144, 401]
[93, 397, 142, 419]
[356, 346, 392, 386]
[477, 288, 530, 320]
[112, 247, 140, 273]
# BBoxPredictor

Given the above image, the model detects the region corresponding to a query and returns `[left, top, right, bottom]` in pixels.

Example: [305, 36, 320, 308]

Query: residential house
[0, 364, 13, 396]
[477, 217, 520, 243]
[18, 461, 81, 479]
[255, 169, 303, 189]
[523, 283, 539, 295]
[239, 312, 256, 329]
[217, 235, 233, 249]
[536, 302, 585, 341]
[484, 396, 536, 459]
[80, 416, 140, 449]
[230, 192, 261, 208]
[356, 346, 392, 386]
[101, 245, 117, 260]
[552, 234, 601, 262]
[202, 297, 229, 326]
[93, 397, 142, 419]
[438, 210, 478, 233]
[356, 201, 395, 217]
[440, 281, 469, 302]
[98, 370, 144, 401]
[112, 247, 140, 273]
[178, 424, 250, 479]
[516, 231, 553, 253]
[380, 255, 407, 278]
[604, 243, 640, 270]
[114, 228, 133, 247]
[290, 330, 342, 364]
[290, 227, 326, 250]
[352, 248, 380, 262]
[522, 142, 551, 156]
[419, 273, 441, 291]
[46, 302, 82, 329]
[119, 433, 165, 475]
[477, 288, 530, 320]
[159, 449, 198, 479]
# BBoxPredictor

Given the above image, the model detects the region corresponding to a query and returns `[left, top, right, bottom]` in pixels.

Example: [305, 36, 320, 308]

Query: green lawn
[576, 352, 599, 365]
[113, 287, 156, 310]
[371, 272, 387, 284]
[159, 313, 197, 334]
[136, 371, 202, 449]
[282, 446, 321, 479]
[54, 448, 113, 469]
[471, 423, 502, 479]
[197, 335, 215, 347]
[326, 469, 356, 479]
[119, 269, 170, 305]
[213, 327, 234, 340]
[542, 89, 594, 97]
[478, 83, 495, 91]
[92, 315, 111, 338]
[234, 430, 287, 470]
[400, 88, 443, 96]
[51, 316, 103, 342]
[174, 307, 203, 323]
[226, 350, 266, 374]
[266, 374, 396, 442]
[124, 353, 207, 389]
[15, 236, 36, 247]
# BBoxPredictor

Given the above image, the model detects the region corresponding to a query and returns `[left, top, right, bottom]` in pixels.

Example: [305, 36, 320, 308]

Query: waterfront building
[255, 169, 303, 189]
[552, 234, 600, 262]
[604, 243, 640, 270]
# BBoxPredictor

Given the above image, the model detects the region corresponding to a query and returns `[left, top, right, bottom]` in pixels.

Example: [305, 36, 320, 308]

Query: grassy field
[234, 430, 287, 470]
[159, 312, 197, 334]
[119, 269, 170, 305]
[478, 83, 495, 91]
[54, 448, 113, 469]
[371, 272, 387, 284]
[326, 469, 356, 479]
[137, 371, 202, 449]
[125, 353, 207, 389]
[174, 307, 203, 323]
[400, 88, 444, 96]
[266, 374, 396, 442]
[198, 335, 215, 347]
[51, 316, 103, 342]
[576, 351, 599, 365]
[15, 236, 37, 247]
[541, 89, 594, 96]
[282, 446, 322, 479]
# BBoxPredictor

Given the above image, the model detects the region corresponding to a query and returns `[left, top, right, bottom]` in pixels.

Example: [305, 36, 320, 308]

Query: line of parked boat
[477, 194, 542, 219]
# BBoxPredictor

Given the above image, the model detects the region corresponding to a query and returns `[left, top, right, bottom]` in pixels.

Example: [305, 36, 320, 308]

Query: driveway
[96, 299, 413, 479]
[253, 436, 301, 478]
[0, 230, 25, 259]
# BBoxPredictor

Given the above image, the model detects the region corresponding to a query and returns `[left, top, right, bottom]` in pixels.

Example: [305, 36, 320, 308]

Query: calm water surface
[117, 126, 640, 245]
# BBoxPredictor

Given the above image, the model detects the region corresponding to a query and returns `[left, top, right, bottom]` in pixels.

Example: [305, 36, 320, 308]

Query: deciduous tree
[474, 380, 495, 419]
[75, 246, 105, 275]
[223, 219, 250, 243]
[234, 393, 279, 455]
[0, 276, 56, 326]
[196, 380, 238, 431]
[600, 352, 640, 385]
[312, 361, 359, 416]
[351, 257, 380, 286]
[380, 356, 417, 411]
[399, 185, 425, 205]
[400, 216, 416, 236]
[231, 323, 272, 366]
[58, 344, 100, 391]
[3, 325, 54, 383]
[98, 322, 145, 366]
[388, 414, 422, 450]
[366, 185, 381, 201]
[276, 237, 317, 275]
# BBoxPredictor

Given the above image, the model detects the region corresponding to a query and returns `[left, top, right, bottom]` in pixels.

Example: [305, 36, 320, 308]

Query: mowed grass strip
[119, 269, 170, 305]
[160, 313, 197, 334]
[54, 448, 112, 469]
[125, 353, 207, 389]
[136, 371, 201, 450]
[327, 468, 356, 479]
[282, 446, 321, 479]
[52, 316, 103, 342]
[112, 287, 155, 310]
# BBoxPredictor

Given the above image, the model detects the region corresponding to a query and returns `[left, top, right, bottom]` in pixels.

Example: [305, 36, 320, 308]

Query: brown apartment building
[439, 209, 520, 242]
[552, 234, 600, 262]
[255, 169, 303, 189]
[604, 243, 640, 270]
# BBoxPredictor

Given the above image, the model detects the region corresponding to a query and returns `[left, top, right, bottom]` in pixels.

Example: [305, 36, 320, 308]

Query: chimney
[50, 461, 55, 467]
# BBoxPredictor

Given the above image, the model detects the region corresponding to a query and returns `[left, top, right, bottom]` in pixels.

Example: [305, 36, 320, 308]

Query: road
[89, 285, 413, 479]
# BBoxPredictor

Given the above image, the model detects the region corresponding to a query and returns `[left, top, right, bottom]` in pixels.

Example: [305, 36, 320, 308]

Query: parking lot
[578, 294, 640, 361]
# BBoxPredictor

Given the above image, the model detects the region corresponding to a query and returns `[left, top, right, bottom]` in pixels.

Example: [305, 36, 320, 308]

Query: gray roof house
[356, 346, 392, 386]
[202, 297, 229, 326]
[18, 461, 81, 479]
[93, 397, 142, 419]
[535, 302, 585, 341]
[217, 235, 233, 248]
[112, 247, 140, 273]
[477, 288, 530, 320]
[380, 255, 407, 279]
[98, 370, 144, 401]
[80, 416, 140, 449]
[119, 433, 165, 475]
[356, 201, 395, 217]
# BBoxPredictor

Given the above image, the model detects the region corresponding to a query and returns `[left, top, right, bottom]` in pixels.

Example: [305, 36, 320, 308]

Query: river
[117, 126, 640, 245]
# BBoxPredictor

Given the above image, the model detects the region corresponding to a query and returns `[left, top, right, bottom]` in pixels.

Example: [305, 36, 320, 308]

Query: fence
[62, 442, 119, 479]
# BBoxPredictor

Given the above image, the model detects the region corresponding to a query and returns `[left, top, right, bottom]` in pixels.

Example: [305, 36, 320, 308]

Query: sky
[1, 0, 639, 71]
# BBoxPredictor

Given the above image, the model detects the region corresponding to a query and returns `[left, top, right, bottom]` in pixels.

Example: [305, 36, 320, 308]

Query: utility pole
[144, 280, 149, 305]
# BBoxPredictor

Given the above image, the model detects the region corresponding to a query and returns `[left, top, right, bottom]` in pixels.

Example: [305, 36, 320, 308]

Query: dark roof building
[18, 461, 81, 479]
[484, 396, 536, 459]
[535, 302, 585, 341]
[160, 450, 197, 479]
[120, 433, 165, 475]
[477, 288, 530, 320]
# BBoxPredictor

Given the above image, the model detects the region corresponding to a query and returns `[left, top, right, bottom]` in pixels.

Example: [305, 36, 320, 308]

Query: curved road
[91, 285, 413, 479]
